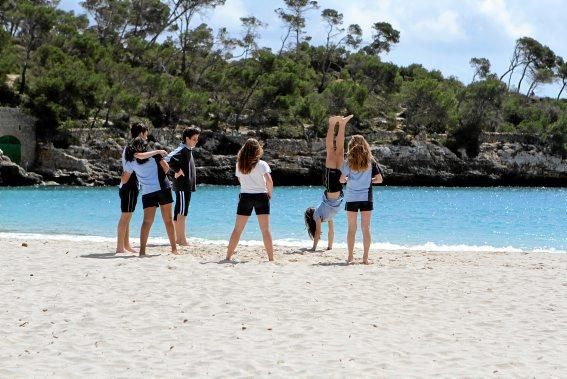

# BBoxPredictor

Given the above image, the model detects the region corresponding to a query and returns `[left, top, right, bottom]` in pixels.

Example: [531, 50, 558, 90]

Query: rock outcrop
[0, 152, 43, 186]
[2, 128, 565, 187]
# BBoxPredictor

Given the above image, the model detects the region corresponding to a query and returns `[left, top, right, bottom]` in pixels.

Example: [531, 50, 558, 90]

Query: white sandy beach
[1, 236, 567, 377]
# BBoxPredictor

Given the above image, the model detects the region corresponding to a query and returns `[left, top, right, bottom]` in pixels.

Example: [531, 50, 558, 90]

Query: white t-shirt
[236, 160, 271, 193]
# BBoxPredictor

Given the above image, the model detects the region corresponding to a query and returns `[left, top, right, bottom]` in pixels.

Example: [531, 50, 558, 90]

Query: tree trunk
[18, 62, 27, 95]
[104, 98, 114, 128]
[557, 82, 566, 100]
[234, 80, 259, 130]
[278, 27, 291, 56]
[147, 1, 183, 47]
[516, 61, 532, 93]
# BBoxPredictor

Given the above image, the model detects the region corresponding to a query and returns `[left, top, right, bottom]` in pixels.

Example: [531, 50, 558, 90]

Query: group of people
[116, 123, 199, 256]
[116, 115, 383, 264]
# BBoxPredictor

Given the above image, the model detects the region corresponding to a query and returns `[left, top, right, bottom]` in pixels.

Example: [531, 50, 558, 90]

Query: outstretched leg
[335, 115, 352, 169]
[226, 215, 249, 260]
[160, 203, 179, 255]
[257, 214, 274, 261]
[325, 116, 341, 168]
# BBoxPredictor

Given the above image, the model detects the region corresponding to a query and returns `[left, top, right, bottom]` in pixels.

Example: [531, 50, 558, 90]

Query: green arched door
[0, 135, 21, 165]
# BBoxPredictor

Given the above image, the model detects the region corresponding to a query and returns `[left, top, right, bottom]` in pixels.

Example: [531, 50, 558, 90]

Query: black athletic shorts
[345, 201, 373, 212]
[173, 190, 192, 221]
[236, 193, 270, 216]
[324, 168, 343, 193]
[142, 189, 173, 209]
[119, 186, 139, 213]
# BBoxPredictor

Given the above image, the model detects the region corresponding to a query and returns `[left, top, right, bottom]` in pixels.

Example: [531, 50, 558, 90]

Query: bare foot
[177, 241, 189, 246]
[362, 260, 372, 265]
[139, 252, 147, 257]
[171, 250, 180, 255]
[326, 246, 332, 251]
[125, 246, 138, 254]
[342, 114, 354, 123]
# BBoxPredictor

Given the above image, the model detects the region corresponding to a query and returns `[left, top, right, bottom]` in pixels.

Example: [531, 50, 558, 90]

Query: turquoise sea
[0, 186, 565, 253]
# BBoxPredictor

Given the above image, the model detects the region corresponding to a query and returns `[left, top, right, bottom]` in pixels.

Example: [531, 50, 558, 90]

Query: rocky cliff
[1, 128, 566, 187]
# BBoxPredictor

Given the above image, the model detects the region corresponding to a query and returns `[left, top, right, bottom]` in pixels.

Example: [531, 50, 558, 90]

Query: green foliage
[399, 77, 458, 134]
[346, 53, 400, 95]
[549, 115, 567, 155]
[446, 78, 507, 157]
[0, 0, 563, 151]
[27, 56, 105, 133]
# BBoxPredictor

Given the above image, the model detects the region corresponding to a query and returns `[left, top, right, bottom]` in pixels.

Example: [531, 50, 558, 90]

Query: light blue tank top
[340, 162, 374, 202]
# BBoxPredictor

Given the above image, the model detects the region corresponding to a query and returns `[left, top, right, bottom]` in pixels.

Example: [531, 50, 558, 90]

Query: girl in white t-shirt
[225, 138, 274, 262]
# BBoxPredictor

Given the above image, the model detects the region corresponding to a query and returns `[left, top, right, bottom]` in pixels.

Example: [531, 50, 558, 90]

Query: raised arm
[327, 219, 334, 250]
[134, 149, 167, 160]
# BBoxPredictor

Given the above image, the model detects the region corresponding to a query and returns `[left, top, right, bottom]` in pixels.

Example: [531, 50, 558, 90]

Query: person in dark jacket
[165, 126, 200, 246]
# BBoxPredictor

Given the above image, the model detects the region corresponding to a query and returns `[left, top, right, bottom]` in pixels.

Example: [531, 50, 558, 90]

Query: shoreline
[2, 236, 567, 376]
[1, 232, 565, 254]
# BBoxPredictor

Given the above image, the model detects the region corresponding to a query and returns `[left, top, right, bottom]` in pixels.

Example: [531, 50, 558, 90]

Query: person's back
[123, 137, 177, 256]
[236, 160, 270, 193]
[127, 156, 170, 195]
[225, 138, 274, 262]
[340, 135, 382, 264]
[341, 163, 375, 202]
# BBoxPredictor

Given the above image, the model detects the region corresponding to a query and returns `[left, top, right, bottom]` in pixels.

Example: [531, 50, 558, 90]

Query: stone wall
[0, 107, 37, 169]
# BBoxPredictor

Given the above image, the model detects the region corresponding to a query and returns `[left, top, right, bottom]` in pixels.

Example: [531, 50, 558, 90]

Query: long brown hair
[304, 207, 316, 239]
[346, 135, 373, 172]
[237, 138, 263, 174]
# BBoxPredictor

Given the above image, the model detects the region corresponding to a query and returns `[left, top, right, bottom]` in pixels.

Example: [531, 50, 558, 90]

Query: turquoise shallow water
[0, 186, 565, 252]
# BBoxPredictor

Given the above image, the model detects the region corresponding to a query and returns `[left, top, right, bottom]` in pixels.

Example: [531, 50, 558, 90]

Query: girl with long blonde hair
[225, 138, 274, 262]
[340, 135, 383, 264]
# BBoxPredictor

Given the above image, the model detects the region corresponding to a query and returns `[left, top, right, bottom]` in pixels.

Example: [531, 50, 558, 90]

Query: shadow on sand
[284, 247, 324, 255]
[80, 252, 160, 259]
[311, 261, 352, 267]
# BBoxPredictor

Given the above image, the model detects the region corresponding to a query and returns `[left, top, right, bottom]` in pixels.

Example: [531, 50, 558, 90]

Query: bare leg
[116, 212, 133, 253]
[160, 203, 178, 254]
[140, 207, 157, 256]
[226, 215, 249, 260]
[346, 211, 357, 263]
[257, 214, 274, 261]
[325, 116, 341, 168]
[123, 219, 138, 253]
[361, 211, 372, 264]
[335, 116, 350, 169]
[175, 215, 189, 246]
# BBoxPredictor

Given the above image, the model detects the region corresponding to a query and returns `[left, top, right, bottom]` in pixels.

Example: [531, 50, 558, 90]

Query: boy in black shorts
[116, 122, 148, 254]
[165, 126, 200, 246]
